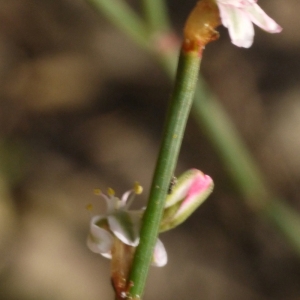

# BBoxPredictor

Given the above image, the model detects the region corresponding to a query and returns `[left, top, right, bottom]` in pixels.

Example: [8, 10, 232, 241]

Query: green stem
[127, 48, 201, 299]
[142, 0, 171, 32]
[192, 81, 270, 209]
[265, 199, 300, 251]
[86, 0, 300, 277]
[87, 0, 149, 48]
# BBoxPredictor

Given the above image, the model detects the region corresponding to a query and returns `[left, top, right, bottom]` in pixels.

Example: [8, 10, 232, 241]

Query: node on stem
[184, 0, 221, 53]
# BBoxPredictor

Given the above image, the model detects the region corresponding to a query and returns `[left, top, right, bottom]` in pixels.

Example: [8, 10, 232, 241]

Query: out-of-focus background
[0, 0, 300, 299]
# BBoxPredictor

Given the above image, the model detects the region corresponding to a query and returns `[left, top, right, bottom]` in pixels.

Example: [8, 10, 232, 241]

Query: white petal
[100, 193, 115, 214]
[120, 189, 133, 208]
[151, 239, 168, 267]
[218, 0, 257, 7]
[108, 211, 142, 247]
[217, 2, 230, 28]
[87, 216, 114, 254]
[246, 3, 282, 33]
[100, 252, 112, 259]
[223, 5, 255, 48]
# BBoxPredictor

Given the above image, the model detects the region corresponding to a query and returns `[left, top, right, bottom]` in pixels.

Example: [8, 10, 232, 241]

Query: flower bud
[160, 169, 213, 232]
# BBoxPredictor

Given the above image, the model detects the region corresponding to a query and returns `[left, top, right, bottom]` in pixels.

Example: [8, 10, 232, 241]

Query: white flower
[215, 0, 282, 47]
[87, 169, 214, 267]
[87, 184, 167, 267]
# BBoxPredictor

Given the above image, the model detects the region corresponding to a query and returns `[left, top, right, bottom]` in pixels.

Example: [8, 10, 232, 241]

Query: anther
[94, 189, 102, 196]
[107, 188, 115, 197]
[134, 182, 143, 195]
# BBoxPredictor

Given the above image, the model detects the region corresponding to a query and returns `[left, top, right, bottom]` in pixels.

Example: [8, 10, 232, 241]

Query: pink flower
[215, 0, 282, 47]
[160, 169, 214, 232]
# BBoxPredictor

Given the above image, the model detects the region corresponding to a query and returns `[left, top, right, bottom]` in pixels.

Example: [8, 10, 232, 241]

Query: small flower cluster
[87, 169, 213, 267]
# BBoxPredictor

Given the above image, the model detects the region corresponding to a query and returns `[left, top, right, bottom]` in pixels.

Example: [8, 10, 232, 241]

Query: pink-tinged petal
[87, 216, 114, 254]
[108, 211, 142, 247]
[164, 169, 204, 208]
[218, 0, 257, 7]
[217, 0, 282, 47]
[245, 3, 282, 33]
[221, 4, 255, 48]
[217, 2, 230, 28]
[160, 170, 214, 232]
[151, 239, 168, 267]
[217, 0, 241, 9]
[172, 174, 213, 219]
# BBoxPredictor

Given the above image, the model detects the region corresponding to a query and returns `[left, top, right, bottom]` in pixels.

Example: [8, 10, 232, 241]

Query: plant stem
[87, 0, 149, 48]
[192, 81, 270, 209]
[265, 199, 300, 251]
[127, 47, 201, 299]
[86, 0, 300, 276]
[142, 0, 171, 32]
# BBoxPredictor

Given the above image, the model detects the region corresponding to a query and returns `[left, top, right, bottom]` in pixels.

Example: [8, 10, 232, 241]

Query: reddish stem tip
[183, 0, 221, 54]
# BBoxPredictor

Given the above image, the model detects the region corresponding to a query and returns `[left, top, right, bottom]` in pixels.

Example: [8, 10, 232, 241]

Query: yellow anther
[86, 203, 93, 211]
[94, 189, 102, 196]
[134, 182, 143, 195]
[107, 187, 115, 197]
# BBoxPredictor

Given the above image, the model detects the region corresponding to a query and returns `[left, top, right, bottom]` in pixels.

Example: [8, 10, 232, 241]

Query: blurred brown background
[0, 0, 300, 299]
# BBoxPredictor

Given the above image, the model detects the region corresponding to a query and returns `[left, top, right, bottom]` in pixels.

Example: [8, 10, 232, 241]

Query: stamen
[107, 188, 115, 197]
[86, 203, 93, 211]
[94, 189, 102, 196]
[134, 182, 143, 195]
[94, 187, 115, 212]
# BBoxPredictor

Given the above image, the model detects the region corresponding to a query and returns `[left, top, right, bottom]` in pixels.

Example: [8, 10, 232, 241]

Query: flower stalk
[85, 0, 300, 298]
[87, 170, 213, 298]
[127, 49, 201, 300]
[126, 4, 220, 299]
[142, 0, 171, 33]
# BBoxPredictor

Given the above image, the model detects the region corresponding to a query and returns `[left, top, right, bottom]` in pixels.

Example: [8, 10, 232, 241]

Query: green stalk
[127, 48, 201, 299]
[265, 199, 300, 251]
[87, 0, 149, 48]
[192, 81, 270, 209]
[86, 0, 300, 279]
[142, 0, 171, 32]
